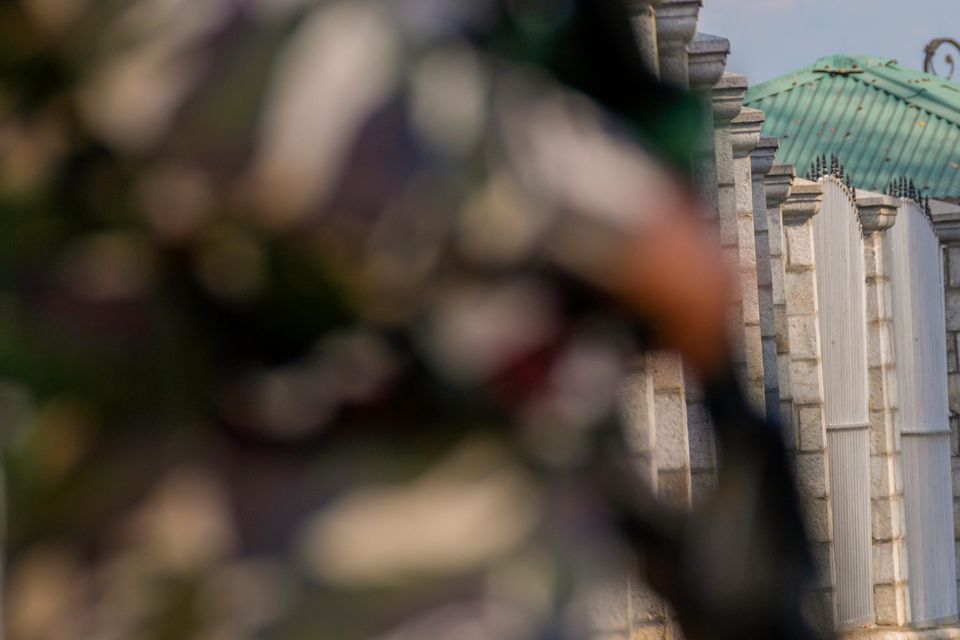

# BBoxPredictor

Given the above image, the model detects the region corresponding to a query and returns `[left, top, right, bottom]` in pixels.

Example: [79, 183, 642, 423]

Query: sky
[697, 0, 960, 86]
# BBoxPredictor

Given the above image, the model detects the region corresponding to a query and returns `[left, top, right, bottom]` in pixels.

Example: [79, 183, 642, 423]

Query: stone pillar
[751, 136, 781, 424]
[857, 196, 911, 627]
[765, 164, 796, 439]
[654, 0, 701, 88]
[931, 205, 960, 613]
[621, 358, 658, 491]
[781, 178, 836, 620]
[730, 107, 766, 415]
[626, 0, 663, 77]
[651, 352, 691, 507]
[685, 35, 729, 505]
[688, 33, 730, 214]
[680, 72, 746, 507]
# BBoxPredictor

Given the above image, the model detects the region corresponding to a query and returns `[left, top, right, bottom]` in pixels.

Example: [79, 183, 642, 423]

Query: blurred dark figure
[0, 0, 821, 638]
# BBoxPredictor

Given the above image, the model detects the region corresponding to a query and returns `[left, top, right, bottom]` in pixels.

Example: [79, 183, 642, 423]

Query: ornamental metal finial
[924, 38, 960, 79]
[886, 175, 932, 220]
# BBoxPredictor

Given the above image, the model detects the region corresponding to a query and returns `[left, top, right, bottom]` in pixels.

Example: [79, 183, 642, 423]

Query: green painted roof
[745, 54, 960, 198]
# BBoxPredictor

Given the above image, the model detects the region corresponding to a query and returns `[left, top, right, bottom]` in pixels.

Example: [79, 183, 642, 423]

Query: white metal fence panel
[888, 198, 958, 625]
[813, 177, 874, 626]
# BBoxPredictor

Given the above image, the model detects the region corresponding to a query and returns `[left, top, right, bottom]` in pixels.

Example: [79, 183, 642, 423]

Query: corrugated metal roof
[745, 55, 960, 198]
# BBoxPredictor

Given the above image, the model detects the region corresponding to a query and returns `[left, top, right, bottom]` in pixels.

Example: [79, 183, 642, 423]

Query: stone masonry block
[947, 289, 960, 332]
[790, 359, 824, 405]
[759, 291, 776, 339]
[775, 309, 789, 353]
[630, 579, 666, 622]
[948, 332, 959, 373]
[796, 451, 828, 498]
[865, 319, 883, 369]
[949, 247, 960, 287]
[873, 541, 896, 584]
[714, 132, 735, 185]
[954, 497, 960, 539]
[757, 241, 773, 288]
[587, 574, 630, 633]
[632, 624, 667, 640]
[803, 496, 831, 543]
[777, 354, 792, 395]
[784, 223, 815, 268]
[620, 369, 655, 454]
[867, 366, 886, 413]
[718, 191, 739, 247]
[657, 469, 691, 506]
[871, 455, 894, 497]
[654, 392, 689, 471]
[864, 280, 886, 327]
[872, 496, 901, 542]
[783, 272, 817, 316]
[950, 372, 960, 414]
[691, 470, 716, 506]
[686, 403, 715, 470]
[873, 584, 899, 627]
[787, 315, 820, 361]
[649, 352, 685, 391]
[869, 410, 889, 456]
[781, 400, 796, 448]
[762, 338, 778, 389]
[735, 163, 755, 213]
[951, 416, 960, 456]
[798, 405, 826, 452]
[810, 541, 834, 590]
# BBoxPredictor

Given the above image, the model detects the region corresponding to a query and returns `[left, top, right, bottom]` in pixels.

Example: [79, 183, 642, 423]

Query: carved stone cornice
[931, 201, 960, 242]
[751, 136, 779, 177]
[857, 195, 898, 233]
[712, 72, 747, 127]
[655, 0, 701, 51]
[730, 107, 764, 159]
[781, 179, 823, 224]
[655, 0, 701, 87]
[689, 33, 730, 91]
[765, 163, 795, 208]
[626, 0, 665, 76]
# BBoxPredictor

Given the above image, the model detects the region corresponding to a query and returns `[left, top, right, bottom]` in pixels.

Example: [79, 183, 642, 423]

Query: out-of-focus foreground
[0, 1, 959, 640]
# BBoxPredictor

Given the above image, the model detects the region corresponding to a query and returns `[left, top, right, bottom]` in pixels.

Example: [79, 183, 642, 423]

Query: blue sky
[697, 0, 960, 85]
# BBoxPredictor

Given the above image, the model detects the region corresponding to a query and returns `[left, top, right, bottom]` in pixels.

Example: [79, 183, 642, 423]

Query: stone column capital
[930, 203, 960, 243]
[765, 163, 795, 208]
[689, 33, 730, 91]
[655, 0, 701, 51]
[781, 178, 823, 224]
[730, 107, 764, 159]
[712, 72, 747, 126]
[857, 195, 898, 233]
[751, 136, 779, 177]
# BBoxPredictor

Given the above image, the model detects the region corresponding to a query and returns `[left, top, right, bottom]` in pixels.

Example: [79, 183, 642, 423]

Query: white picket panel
[813, 177, 874, 626]
[887, 198, 958, 625]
